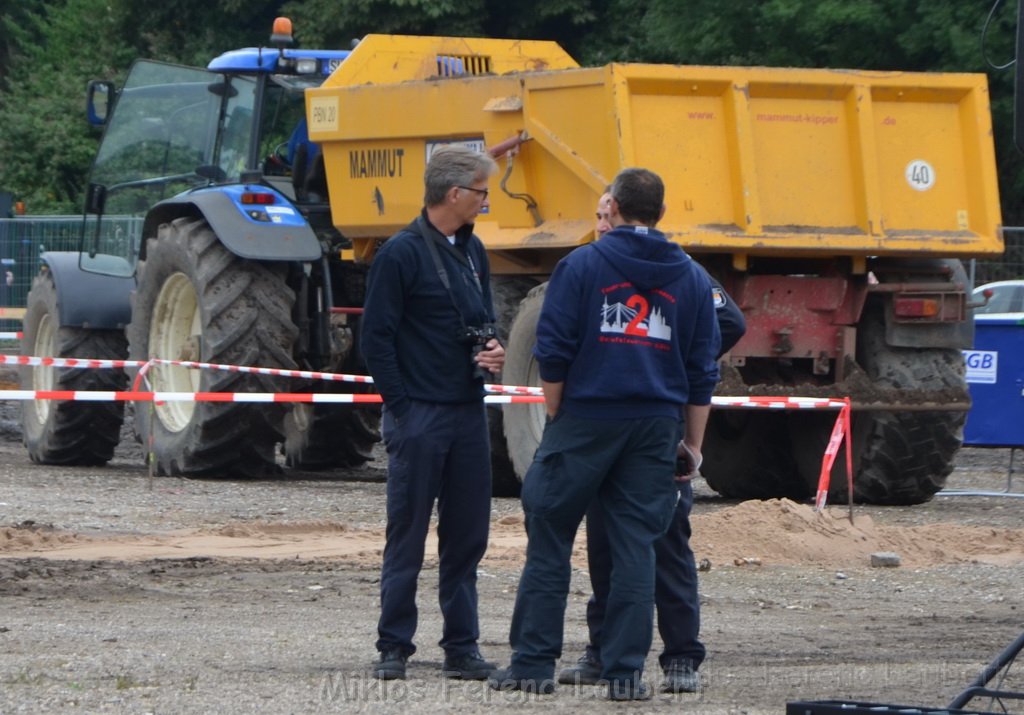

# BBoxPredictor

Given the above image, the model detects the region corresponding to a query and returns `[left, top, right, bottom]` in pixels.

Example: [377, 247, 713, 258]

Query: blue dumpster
[963, 315, 1024, 446]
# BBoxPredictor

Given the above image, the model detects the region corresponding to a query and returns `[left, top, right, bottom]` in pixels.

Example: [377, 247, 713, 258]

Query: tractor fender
[141, 191, 321, 262]
[40, 251, 134, 330]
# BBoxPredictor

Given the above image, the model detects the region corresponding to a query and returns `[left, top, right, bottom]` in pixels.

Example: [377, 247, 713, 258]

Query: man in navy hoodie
[361, 145, 505, 682]
[489, 168, 721, 700]
[559, 191, 746, 694]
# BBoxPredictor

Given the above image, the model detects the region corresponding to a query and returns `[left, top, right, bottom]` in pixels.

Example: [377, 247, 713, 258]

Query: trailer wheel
[846, 311, 965, 505]
[20, 270, 128, 465]
[128, 217, 298, 477]
[485, 276, 539, 497]
[701, 410, 809, 500]
[499, 281, 548, 492]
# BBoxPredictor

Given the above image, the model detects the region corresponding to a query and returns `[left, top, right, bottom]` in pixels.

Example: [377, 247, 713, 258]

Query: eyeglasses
[457, 185, 489, 199]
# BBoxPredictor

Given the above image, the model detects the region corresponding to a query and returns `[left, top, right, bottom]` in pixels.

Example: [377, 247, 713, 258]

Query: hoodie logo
[712, 286, 726, 308]
[599, 282, 674, 345]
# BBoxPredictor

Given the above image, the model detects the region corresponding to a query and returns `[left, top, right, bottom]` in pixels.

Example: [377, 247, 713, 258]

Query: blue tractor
[20, 20, 380, 476]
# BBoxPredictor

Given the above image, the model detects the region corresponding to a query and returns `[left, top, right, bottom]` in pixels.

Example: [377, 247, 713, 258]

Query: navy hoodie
[534, 224, 721, 420]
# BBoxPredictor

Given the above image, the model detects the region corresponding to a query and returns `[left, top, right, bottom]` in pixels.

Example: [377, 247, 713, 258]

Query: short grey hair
[424, 145, 498, 206]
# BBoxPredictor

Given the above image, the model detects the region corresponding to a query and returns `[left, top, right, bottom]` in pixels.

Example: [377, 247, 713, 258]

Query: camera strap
[417, 216, 472, 330]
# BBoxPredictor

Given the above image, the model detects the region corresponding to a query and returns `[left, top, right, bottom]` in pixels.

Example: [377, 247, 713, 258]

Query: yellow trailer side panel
[308, 36, 1002, 259]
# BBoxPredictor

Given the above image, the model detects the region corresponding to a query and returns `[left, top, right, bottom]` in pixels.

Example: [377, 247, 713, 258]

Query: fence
[0, 216, 143, 331]
[972, 227, 1024, 285]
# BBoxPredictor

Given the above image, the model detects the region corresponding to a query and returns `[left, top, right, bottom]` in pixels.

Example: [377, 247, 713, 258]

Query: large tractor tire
[844, 310, 966, 505]
[127, 217, 298, 477]
[499, 281, 548, 490]
[20, 270, 128, 465]
[489, 276, 540, 497]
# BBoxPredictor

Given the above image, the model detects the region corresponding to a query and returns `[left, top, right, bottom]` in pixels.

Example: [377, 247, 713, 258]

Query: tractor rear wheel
[127, 217, 298, 477]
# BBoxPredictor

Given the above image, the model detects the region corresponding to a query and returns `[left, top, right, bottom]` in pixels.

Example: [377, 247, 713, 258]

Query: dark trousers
[508, 412, 678, 684]
[586, 480, 706, 670]
[376, 400, 491, 657]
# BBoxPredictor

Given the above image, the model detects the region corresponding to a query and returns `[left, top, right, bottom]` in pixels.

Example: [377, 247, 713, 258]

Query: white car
[972, 280, 1024, 320]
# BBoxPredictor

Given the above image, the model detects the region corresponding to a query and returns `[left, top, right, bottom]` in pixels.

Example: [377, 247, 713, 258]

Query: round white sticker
[905, 160, 935, 191]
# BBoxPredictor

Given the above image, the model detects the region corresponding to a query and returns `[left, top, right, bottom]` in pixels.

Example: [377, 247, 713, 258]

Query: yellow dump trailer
[308, 35, 1003, 504]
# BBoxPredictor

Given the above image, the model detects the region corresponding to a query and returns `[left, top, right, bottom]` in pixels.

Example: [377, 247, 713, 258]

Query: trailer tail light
[241, 192, 276, 205]
[893, 297, 940, 318]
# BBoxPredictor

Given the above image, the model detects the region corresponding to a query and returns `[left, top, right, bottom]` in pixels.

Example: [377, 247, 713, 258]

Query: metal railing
[0, 216, 143, 329]
[972, 227, 1024, 285]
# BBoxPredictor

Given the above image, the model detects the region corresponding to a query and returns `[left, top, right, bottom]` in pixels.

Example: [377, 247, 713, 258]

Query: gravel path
[0, 390, 1022, 713]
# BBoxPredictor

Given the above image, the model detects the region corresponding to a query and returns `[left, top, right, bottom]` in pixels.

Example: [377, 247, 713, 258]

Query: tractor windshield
[82, 61, 257, 276]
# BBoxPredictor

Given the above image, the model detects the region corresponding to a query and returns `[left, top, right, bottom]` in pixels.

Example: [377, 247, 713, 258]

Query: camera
[459, 324, 498, 381]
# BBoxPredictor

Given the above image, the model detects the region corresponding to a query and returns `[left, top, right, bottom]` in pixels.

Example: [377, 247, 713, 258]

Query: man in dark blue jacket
[361, 145, 505, 682]
[489, 168, 721, 700]
[558, 192, 746, 694]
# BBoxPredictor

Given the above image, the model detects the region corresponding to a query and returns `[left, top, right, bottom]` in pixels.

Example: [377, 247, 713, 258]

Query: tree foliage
[1, 0, 1023, 228]
[0, 0, 135, 212]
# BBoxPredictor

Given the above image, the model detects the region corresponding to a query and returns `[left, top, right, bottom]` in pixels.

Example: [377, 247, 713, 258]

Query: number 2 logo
[625, 295, 649, 336]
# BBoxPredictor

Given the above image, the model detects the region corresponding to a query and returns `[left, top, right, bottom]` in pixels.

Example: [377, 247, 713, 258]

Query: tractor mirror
[86, 80, 116, 127]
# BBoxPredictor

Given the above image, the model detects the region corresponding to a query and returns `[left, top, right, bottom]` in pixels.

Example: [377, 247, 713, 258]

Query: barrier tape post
[813, 398, 853, 520]
[142, 360, 157, 491]
[844, 400, 854, 522]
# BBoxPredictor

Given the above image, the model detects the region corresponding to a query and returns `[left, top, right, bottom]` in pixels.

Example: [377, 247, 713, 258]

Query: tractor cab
[80, 18, 348, 277]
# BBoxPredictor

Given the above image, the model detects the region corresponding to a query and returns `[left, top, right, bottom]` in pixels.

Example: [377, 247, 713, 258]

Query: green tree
[107, 0, 284, 66]
[280, 0, 604, 57]
[0, 0, 135, 213]
[0, 0, 46, 89]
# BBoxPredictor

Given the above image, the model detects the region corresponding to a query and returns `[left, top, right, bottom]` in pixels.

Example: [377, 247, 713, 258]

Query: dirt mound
[693, 498, 1024, 567]
[1, 499, 1022, 569]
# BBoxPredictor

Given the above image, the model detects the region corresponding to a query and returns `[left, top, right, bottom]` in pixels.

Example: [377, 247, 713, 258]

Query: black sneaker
[372, 649, 408, 680]
[608, 679, 651, 701]
[487, 667, 556, 694]
[557, 649, 602, 685]
[442, 650, 496, 680]
[661, 659, 700, 693]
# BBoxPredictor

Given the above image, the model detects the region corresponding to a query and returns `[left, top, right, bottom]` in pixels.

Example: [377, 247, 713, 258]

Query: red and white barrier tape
[0, 389, 545, 404]
[0, 353, 539, 396]
[6, 352, 854, 513]
[713, 396, 849, 410]
[0, 384, 852, 410]
[0, 354, 375, 385]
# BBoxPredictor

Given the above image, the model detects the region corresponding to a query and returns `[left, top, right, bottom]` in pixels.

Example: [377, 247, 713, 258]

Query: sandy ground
[0, 395, 1022, 713]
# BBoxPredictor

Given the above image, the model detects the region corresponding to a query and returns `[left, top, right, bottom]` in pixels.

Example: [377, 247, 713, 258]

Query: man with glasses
[361, 145, 505, 682]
